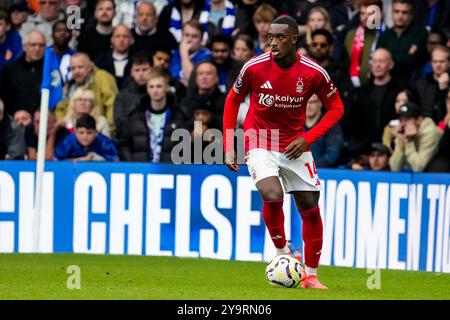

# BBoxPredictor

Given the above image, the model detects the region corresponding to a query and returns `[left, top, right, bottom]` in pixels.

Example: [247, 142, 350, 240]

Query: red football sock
[262, 200, 286, 249]
[300, 206, 323, 269]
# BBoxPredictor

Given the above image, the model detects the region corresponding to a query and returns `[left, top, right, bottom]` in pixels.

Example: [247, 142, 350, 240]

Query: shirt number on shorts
[304, 161, 317, 178]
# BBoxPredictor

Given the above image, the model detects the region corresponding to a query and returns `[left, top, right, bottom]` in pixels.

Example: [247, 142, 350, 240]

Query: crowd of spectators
[0, 0, 449, 173]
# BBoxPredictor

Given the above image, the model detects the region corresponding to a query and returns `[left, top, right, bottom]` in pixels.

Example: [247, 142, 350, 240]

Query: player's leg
[255, 176, 290, 255]
[291, 191, 327, 289]
[245, 149, 290, 255]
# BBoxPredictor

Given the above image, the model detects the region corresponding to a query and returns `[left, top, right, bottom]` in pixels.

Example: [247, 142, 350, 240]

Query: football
[265, 255, 305, 288]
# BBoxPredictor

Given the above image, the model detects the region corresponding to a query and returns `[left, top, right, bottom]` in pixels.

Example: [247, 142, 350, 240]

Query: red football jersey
[226, 51, 344, 153]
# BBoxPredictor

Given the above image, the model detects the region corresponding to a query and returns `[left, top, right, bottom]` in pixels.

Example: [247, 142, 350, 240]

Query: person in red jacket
[223, 15, 344, 289]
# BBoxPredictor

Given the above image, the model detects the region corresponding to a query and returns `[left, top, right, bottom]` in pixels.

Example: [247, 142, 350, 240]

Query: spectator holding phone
[389, 101, 442, 172]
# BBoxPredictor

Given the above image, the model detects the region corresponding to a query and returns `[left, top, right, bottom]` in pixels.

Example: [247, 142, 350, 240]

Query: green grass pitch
[0, 254, 449, 300]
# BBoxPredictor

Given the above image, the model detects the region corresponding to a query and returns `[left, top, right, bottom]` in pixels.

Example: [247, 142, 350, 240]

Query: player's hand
[225, 151, 240, 172]
[285, 137, 308, 160]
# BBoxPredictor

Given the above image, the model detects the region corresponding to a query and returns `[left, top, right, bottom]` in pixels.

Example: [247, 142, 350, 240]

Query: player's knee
[295, 191, 320, 211]
[261, 188, 284, 201]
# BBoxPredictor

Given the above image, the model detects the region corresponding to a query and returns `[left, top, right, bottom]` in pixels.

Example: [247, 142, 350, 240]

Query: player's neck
[275, 52, 297, 69]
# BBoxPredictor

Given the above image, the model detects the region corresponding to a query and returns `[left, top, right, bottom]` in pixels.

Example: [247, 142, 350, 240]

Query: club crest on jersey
[258, 93, 274, 107]
[233, 76, 243, 93]
[296, 78, 304, 93]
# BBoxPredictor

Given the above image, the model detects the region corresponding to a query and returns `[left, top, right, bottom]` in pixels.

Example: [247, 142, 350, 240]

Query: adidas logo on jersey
[260, 81, 273, 89]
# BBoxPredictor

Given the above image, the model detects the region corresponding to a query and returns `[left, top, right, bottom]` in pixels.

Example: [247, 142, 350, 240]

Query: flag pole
[33, 88, 50, 253]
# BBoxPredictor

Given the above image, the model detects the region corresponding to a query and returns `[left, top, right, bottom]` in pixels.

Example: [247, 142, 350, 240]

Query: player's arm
[223, 72, 251, 171]
[302, 77, 345, 147]
[285, 78, 344, 160]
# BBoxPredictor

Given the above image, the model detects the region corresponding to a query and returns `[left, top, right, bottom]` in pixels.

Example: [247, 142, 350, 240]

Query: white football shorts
[245, 148, 322, 193]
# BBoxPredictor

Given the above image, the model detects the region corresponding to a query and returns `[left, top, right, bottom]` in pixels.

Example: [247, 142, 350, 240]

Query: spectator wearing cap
[0, 8, 23, 73]
[304, 94, 343, 168]
[368, 143, 391, 171]
[129, 2, 177, 56]
[0, 30, 45, 116]
[8, 1, 31, 32]
[377, 0, 428, 85]
[389, 101, 442, 172]
[413, 46, 449, 124]
[77, 0, 116, 61]
[118, 69, 185, 162]
[54, 114, 119, 161]
[19, 0, 65, 46]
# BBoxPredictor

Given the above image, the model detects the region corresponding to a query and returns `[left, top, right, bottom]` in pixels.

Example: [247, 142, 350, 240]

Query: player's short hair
[76, 114, 97, 130]
[131, 51, 152, 67]
[253, 3, 278, 23]
[147, 69, 170, 83]
[182, 19, 203, 34]
[0, 8, 10, 24]
[311, 29, 334, 45]
[272, 15, 299, 37]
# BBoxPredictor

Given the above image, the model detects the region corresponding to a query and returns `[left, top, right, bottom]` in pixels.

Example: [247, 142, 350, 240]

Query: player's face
[136, 3, 157, 33]
[76, 128, 97, 147]
[152, 51, 171, 71]
[131, 63, 152, 86]
[53, 22, 72, 47]
[392, 3, 414, 29]
[95, 0, 115, 25]
[268, 24, 297, 61]
[111, 26, 133, 53]
[212, 42, 231, 65]
[369, 151, 389, 171]
[309, 35, 331, 62]
[431, 50, 449, 77]
[147, 77, 169, 101]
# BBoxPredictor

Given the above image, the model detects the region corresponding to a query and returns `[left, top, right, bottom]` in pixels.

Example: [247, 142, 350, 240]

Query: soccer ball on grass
[265, 255, 305, 288]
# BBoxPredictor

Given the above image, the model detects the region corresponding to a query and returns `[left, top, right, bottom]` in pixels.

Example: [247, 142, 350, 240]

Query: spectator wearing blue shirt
[41, 19, 74, 111]
[54, 114, 119, 161]
[0, 9, 23, 73]
[304, 94, 343, 168]
[169, 20, 212, 86]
